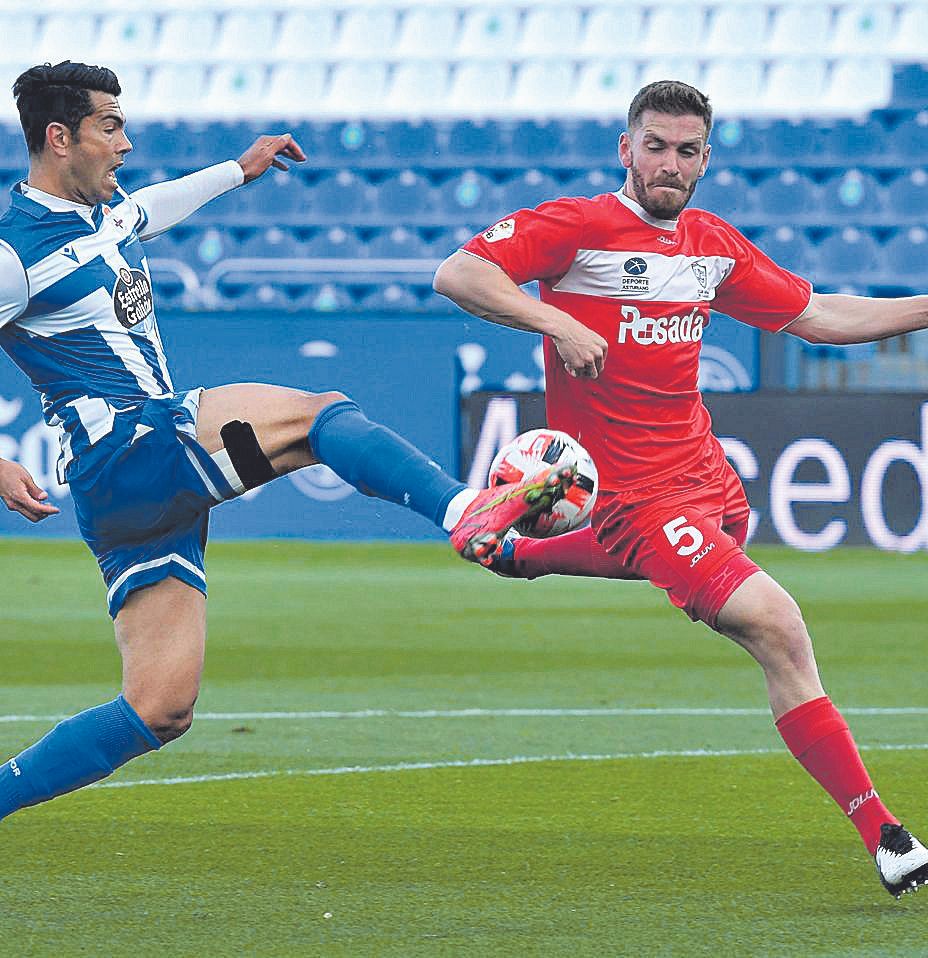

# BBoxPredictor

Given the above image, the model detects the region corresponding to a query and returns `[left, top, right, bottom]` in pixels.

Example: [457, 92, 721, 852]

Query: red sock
[776, 696, 898, 854]
[512, 527, 641, 580]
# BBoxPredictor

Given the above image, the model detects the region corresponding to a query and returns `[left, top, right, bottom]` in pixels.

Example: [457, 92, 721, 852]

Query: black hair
[13, 61, 121, 156]
[627, 80, 713, 138]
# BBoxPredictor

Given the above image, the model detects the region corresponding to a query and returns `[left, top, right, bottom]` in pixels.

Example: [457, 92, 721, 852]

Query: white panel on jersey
[215, 11, 279, 61]
[767, 4, 832, 55]
[96, 320, 162, 396]
[336, 7, 400, 59]
[822, 58, 893, 114]
[71, 396, 115, 447]
[456, 6, 520, 58]
[829, 3, 896, 55]
[267, 63, 328, 116]
[511, 60, 576, 117]
[580, 6, 647, 56]
[572, 60, 639, 116]
[518, 6, 582, 56]
[386, 61, 451, 115]
[275, 9, 339, 60]
[394, 6, 460, 58]
[552, 250, 735, 304]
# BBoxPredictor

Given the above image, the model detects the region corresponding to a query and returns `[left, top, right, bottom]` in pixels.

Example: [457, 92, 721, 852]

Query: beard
[628, 164, 697, 219]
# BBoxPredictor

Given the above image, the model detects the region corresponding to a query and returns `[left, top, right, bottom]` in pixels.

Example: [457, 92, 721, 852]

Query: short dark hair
[627, 80, 713, 139]
[13, 61, 121, 156]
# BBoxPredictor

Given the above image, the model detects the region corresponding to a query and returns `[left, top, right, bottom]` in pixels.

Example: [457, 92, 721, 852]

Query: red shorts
[591, 440, 760, 628]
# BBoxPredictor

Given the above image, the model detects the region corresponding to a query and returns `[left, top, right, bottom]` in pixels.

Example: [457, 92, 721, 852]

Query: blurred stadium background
[0, 3, 926, 546]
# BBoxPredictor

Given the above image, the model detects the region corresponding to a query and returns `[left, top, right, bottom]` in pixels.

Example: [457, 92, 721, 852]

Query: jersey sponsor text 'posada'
[617, 304, 704, 345]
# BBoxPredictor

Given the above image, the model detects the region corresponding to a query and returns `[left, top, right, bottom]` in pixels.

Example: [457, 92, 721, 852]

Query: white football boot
[875, 823, 928, 899]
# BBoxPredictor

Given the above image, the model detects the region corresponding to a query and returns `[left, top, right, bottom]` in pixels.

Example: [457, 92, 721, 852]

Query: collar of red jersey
[613, 188, 679, 232]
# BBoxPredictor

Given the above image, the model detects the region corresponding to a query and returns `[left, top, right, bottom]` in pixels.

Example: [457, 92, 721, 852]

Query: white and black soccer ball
[488, 428, 598, 538]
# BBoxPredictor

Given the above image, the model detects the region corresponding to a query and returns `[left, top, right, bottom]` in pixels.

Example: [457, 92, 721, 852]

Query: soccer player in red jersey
[434, 79, 928, 899]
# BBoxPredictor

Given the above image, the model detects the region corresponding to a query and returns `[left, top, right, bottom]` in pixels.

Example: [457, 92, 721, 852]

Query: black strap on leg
[219, 420, 276, 490]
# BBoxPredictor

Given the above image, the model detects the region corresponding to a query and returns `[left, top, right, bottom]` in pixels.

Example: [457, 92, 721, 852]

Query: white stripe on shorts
[106, 553, 206, 608]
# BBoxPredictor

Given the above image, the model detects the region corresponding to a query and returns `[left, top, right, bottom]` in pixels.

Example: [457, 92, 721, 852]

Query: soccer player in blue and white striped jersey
[0, 61, 572, 822]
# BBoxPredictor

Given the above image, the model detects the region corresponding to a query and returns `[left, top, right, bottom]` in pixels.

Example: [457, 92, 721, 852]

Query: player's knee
[148, 704, 196, 745]
[720, 587, 811, 668]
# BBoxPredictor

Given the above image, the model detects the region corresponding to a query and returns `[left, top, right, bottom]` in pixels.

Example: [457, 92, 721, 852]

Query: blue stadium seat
[885, 112, 928, 165]
[376, 170, 436, 219]
[174, 228, 242, 271]
[314, 121, 383, 164]
[382, 122, 439, 163]
[0, 124, 26, 168]
[356, 283, 423, 313]
[882, 227, 928, 285]
[755, 169, 823, 225]
[136, 121, 209, 169]
[307, 171, 371, 220]
[501, 170, 562, 212]
[290, 283, 356, 312]
[507, 120, 568, 165]
[447, 121, 505, 162]
[885, 169, 928, 222]
[759, 120, 828, 166]
[692, 169, 756, 226]
[217, 282, 294, 312]
[238, 227, 304, 259]
[437, 171, 501, 220]
[568, 120, 619, 164]
[561, 169, 615, 198]
[753, 226, 820, 279]
[364, 227, 431, 259]
[824, 169, 887, 223]
[426, 225, 480, 258]
[815, 227, 885, 284]
[303, 227, 366, 259]
[710, 118, 768, 168]
[821, 116, 887, 166]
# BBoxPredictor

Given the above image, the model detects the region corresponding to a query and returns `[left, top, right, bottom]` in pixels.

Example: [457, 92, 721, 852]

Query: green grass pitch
[1, 538, 927, 956]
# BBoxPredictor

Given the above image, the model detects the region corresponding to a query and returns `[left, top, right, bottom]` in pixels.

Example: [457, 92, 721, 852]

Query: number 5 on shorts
[663, 515, 704, 557]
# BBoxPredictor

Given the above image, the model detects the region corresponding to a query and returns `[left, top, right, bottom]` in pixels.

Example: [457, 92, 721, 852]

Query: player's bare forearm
[0, 458, 59, 523]
[790, 292, 928, 345]
[236, 134, 306, 184]
[433, 251, 608, 377]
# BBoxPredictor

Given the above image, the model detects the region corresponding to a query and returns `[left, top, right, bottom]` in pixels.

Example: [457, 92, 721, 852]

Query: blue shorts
[66, 389, 245, 618]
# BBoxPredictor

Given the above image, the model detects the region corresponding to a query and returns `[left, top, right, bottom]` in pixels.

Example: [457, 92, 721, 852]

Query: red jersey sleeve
[711, 218, 813, 333]
[461, 197, 585, 287]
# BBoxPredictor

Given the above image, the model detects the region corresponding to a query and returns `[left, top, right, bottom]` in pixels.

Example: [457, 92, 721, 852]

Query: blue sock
[0, 695, 161, 820]
[308, 399, 466, 527]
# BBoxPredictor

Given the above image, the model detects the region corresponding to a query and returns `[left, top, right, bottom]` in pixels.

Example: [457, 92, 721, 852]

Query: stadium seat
[446, 61, 513, 115]
[308, 171, 371, 220]
[438, 170, 500, 219]
[755, 169, 823, 224]
[639, 4, 709, 54]
[201, 65, 269, 119]
[336, 7, 399, 59]
[143, 65, 210, 120]
[572, 61, 639, 117]
[501, 169, 561, 211]
[238, 169, 308, 221]
[820, 116, 886, 166]
[36, 14, 97, 65]
[275, 9, 339, 60]
[156, 11, 219, 60]
[767, 3, 832, 54]
[266, 63, 328, 118]
[710, 118, 769, 167]
[314, 121, 382, 163]
[426, 225, 481, 258]
[885, 169, 928, 223]
[376, 170, 436, 219]
[561, 169, 614, 199]
[510, 60, 576, 116]
[704, 3, 770, 55]
[356, 283, 423, 313]
[238, 227, 304, 260]
[762, 59, 829, 115]
[882, 226, 928, 284]
[364, 227, 431, 259]
[324, 62, 389, 116]
[824, 169, 887, 223]
[885, 111, 928, 165]
[174, 227, 242, 271]
[394, 6, 461, 59]
[891, 2, 928, 58]
[753, 226, 820, 278]
[829, 3, 896, 55]
[290, 282, 356, 312]
[815, 227, 885, 284]
[455, 7, 520, 58]
[518, 6, 583, 56]
[303, 226, 367, 259]
[381, 121, 440, 163]
[822, 58, 894, 114]
[568, 122, 620, 164]
[386, 62, 451, 115]
[218, 282, 294, 312]
[693, 169, 756, 226]
[760, 119, 827, 165]
[579, 5, 647, 56]
[507, 120, 568, 165]
[639, 58, 703, 91]
[446, 120, 504, 161]
[215, 11, 278, 62]
[702, 59, 765, 116]
[97, 12, 158, 60]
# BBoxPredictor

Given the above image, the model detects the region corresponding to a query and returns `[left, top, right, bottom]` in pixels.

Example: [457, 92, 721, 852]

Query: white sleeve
[132, 160, 245, 241]
[0, 240, 28, 328]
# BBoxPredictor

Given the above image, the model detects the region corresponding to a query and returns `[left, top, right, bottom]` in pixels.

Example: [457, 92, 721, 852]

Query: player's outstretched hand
[237, 134, 306, 184]
[553, 319, 609, 379]
[0, 459, 59, 523]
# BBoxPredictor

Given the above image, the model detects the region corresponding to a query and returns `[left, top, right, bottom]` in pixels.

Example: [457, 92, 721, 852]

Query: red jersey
[462, 190, 812, 490]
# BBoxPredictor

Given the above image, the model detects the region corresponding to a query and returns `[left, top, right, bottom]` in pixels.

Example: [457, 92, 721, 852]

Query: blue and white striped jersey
[0, 161, 243, 478]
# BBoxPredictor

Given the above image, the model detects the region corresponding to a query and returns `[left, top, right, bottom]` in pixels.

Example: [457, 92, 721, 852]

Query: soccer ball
[488, 428, 598, 538]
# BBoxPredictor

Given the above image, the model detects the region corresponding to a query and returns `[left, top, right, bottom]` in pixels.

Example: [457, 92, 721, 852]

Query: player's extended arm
[133, 134, 305, 241]
[433, 251, 608, 378]
[789, 291, 928, 345]
[0, 458, 59, 522]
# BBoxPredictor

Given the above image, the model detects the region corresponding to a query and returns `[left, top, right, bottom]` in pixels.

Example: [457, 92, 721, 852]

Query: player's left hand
[237, 134, 306, 184]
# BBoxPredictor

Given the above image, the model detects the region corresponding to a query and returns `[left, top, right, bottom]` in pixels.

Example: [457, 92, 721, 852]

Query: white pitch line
[97, 742, 928, 790]
[3, 706, 928, 724]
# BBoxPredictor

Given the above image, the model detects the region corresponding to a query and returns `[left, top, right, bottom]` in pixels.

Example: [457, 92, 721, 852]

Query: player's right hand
[553, 321, 608, 379]
[0, 459, 60, 523]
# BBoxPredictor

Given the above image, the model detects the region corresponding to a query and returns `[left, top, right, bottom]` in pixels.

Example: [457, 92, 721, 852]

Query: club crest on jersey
[621, 256, 649, 294]
[113, 266, 153, 329]
[690, 260, 712, 299]
[483, 218, 515, 243]
[618, 304, 705, 346]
